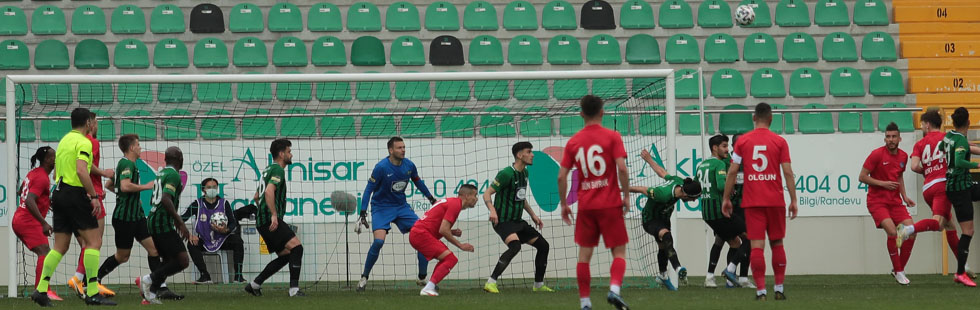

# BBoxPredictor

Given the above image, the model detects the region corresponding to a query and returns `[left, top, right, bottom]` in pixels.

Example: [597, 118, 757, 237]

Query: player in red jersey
[12, 147, 62, 301]
[722, 103, 797, 301]
[858, 122, 917, 285]
[558, 95, 631, 310]
[409, 185, 477, 297]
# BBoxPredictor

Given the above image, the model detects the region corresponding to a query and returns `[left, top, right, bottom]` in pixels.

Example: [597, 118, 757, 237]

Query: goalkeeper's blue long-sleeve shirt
[360, 157, 434, 213]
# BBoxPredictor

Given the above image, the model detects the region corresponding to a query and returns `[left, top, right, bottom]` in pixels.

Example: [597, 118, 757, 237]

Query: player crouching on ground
[410, 184, 478, 297]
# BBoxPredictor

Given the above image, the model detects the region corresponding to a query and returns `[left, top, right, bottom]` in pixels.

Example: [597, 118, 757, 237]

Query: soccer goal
[5, 69, 675, 297]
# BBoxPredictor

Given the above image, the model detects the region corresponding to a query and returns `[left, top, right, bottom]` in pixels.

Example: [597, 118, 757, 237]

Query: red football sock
[35, 255, 45, 287]
[914, 219, 940, 232]
[577, 262, 591, 298]
[948, 230, 961, 257]
[750, 248, 766, 289]
[429, 253, 457, 284]
[610, 258, 626, 287]
[772, 245, 786, 285]
[77, 248, 86, 275]
[900, 237, 916, 269]
[887, 236, 902, 272]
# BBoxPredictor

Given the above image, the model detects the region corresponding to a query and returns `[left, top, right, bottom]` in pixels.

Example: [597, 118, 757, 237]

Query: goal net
[5, 70, 675, 296]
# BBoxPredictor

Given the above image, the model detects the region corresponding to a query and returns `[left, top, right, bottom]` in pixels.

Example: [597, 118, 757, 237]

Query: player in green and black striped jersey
[482, 142, 553, 293]
[696, 134, 752, 288]
[942, 108, 980, 286]
[138, 147, 188, 304]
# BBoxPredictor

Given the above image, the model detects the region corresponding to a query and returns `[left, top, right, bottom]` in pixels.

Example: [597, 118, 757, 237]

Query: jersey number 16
[575, 145, 607, 178]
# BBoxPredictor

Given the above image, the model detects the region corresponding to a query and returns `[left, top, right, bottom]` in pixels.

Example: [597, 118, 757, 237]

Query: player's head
[752, 102, 773, 127]
[118, 134, 141, 157]
[87, 111, 99, 136]
[512, 141, 534, 166]
[201, 177, 219, 199]
[70, 107, 94, 130]
[708, 134, 729, 159]
[387, 136, 406, 160]
[165, 146, 184, 171]
[952, 107, 970, 130]
[919, 109, 943, 132]
[30, 146, 55, 170]
[271, 138, 293, 165]
[884, 122, 901, 151]
[677, 178, 702, 202]
[579, 95, 604, 121]
[458, 184, 478, 208]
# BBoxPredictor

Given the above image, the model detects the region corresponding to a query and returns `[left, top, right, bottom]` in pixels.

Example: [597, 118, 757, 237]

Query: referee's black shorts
[51, 185, 99, 234]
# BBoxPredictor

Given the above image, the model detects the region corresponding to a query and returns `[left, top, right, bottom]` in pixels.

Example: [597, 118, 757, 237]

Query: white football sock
[534, 282, 544, 289]
[774, 284, 784, 293]
[580, 298, 592, 308]
[610, 285, 621, 295]
[289, 287, 299, 296]
[424, 282, 436, 291]
[757, 289, 767, 296]
[726, 263, 737, 273]
[250, 281, 261, 289]
[487, 278, 496, 284]
[75, 272, 86, 281]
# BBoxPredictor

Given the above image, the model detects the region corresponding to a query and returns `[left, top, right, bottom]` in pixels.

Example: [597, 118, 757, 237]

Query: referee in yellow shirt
[32, 108, 116, 306]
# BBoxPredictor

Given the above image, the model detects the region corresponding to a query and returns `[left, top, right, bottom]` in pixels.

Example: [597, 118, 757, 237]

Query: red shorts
[745, 207, 787, 241]
[96, 199, 106, 220]
[409, 229, 449, 261]
[868, 203, 912, 228]
[924, 183, 952, 219]
[12, 217, 48, 250]
[575, 208, 629, 249]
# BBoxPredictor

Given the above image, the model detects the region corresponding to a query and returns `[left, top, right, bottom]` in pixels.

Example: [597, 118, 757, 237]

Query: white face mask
[205, 188, 219, 199]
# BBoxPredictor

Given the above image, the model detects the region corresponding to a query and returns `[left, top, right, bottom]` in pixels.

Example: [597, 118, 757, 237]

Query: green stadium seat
[348, 2, 382, 31]
[775, 0, 811, 27]
[659, 0, 694, 28]
[32, 5, 66, 35]
[704, 33, 738, 63]
[547, 35, 582, 65]
[743, 32, 778, 63]
[322, 108, 356, 137]
[543, 0, 576, 30]
[436, 80, 470, 101]
[554, 79, 587, 100]
[665, 34, 700, 64]
[351, 36, 386, 66]
[829, 67, 865, 97]
[823, 32, 857, 62]
[78, 83, 113, 104]
[769, 103, 794, 134]
[675, 69, 706, 99]
[309, 3, 343, 31]
[242, 109, 276, 138]
[711, 69, 746, 98]
[34, 40, 69, 70]
[401, 107, 436, 138]
[197, 72, 232, 103]
[0, 6, 26, 35]
[114, 39, 149, 69]
[442, 107, 474, 138]
[602, 105, 634, 136]
[237, 72, 273, 101]
[520, 107, 552, 137]
[698, 0, 733, 28]
[0, 77, 32, 105]
[877, 102, 913, 132]
[74, 39, 109, 69]
[154, 39, 189, 68]
[750, 68, 786, 98]
[480, 106, 516, 137]
[620, 0, 654, 29]
[157, 78, 193, 103]
[316, 72, 353, 101]
[268, 3, 302, 32]
[272, 37, 308, 67]
[111, 4, 146, 34]
[40, 111, 70, 142]
[839, 102, 874, 133]
[870, 66, 905, 96]
[356, 74, 391, 101]
[789, 67, 825, 98]
[151, 4, 184, 34]
[633, 77, 666, 98]
[8, 113, 36, 142]
[391, 36, 426, 66]
[679, 105, 714, 135]
[560, 106, 584, 136]
[815, 0, 849, 26]
[626, 34, 661, 64]
[514, 79, 549, 100]
[738, 0, 772, 27]
[72, 5, 106, 34]
[233, 37, 268, 67]
[593, 78, 627, 99]
[862, 32, 897, 61]
[121, 110, 156, 140]
[587, 34, 621, 65]
[0, 40, 28, 69]
[854, 0, 888, 26]
[387, 2, 421, 31]
[474, 79, 509, 100]
[782, 32, 818, 62]
[395, 79, 432, 101]
[798, 103, 834, 134]
[277, 71, 312, 101]
[464, 1, 499, 30]
[425, 2, 460, 31]
[504, 1, 538, 30]
[117, 83, 152, 104]
[201, 109, 236, 140]
[470, 35, 504, 65]
[361, 108, 396, 137]
[639, 106, 666, 136]
[312, 36, 347, 66]
[193, 37, 229, 68]
[281, 108, 316, 138]
[719, 104, 753, 134]
[163, 109, 197, 140]
[508, 35, 543, 65]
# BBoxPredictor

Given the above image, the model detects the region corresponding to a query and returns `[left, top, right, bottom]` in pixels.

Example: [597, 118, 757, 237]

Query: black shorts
[705, 214, 746, 242]
[151, 230, 187, 258]
[493, 220, 541, 243]
[642, 218, 671, 242]
[51, 185, 99, 234]
[948, 184, 980, 223]
[257, 217, 296, 254]
[112, 217, 151, 249]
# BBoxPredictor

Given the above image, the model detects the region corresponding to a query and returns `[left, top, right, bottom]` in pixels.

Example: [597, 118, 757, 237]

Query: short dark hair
[708, 134, 729, 149]
[201, 177, 218, 188]
[164, 146, 183, 167]
[681, 178, 702, 196]
[71, 108, 93, 128]
[270, 138, 292, 160]
[885, 122, 900, 132]
[387, 136, 404, 149]
[512, 141, 533, 158]
[754, 102, 772, 120]
[920, 110, 943, 128]
[459, 183, 478, 193]
[952, 107, 970, 128]
[118, 134, 139, 153]
[580, 95, 604, 118]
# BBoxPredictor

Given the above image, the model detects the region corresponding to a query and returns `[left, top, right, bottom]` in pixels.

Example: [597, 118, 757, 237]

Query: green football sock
[84, 249, 100, 297]
[36, 250, 64, 293]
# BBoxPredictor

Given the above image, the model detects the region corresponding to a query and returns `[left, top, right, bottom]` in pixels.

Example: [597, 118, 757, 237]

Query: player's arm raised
[781, 162, 798, 220]
[640, 149, 668, 179]
[440, 219, 473, 252]
[264, 182, 279, 231]
[721, 162, 739, 218]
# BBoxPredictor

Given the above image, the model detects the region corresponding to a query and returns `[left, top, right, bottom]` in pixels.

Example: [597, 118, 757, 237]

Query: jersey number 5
[575, 145, 607, 178]
[751, 145, 768, 172]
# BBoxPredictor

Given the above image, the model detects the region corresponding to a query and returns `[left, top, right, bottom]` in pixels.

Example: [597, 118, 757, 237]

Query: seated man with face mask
[180, 178, 245, 284]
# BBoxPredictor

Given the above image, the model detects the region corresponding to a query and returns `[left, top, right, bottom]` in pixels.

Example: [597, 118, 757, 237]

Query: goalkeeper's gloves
[427, 196, 437, 205]
[359, 210, 367, 218]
